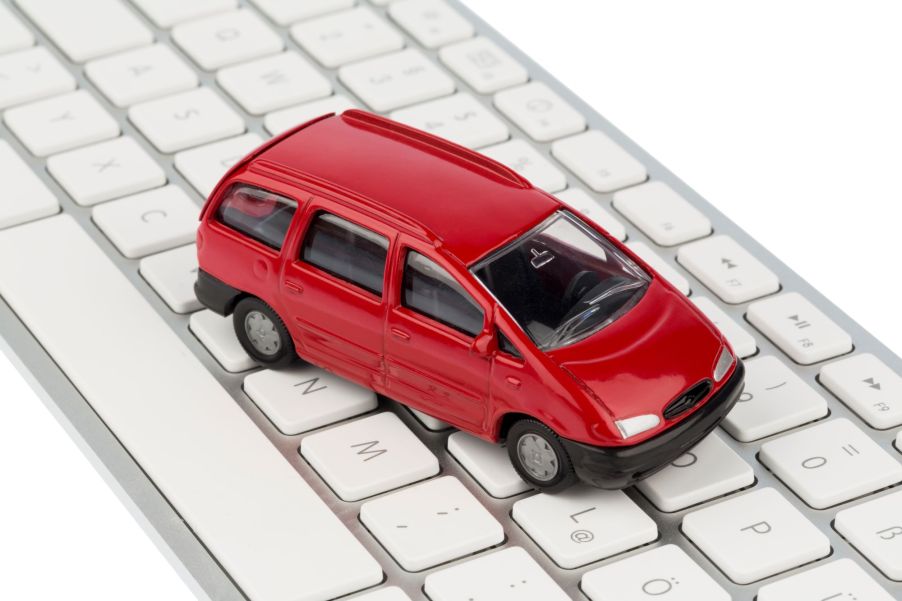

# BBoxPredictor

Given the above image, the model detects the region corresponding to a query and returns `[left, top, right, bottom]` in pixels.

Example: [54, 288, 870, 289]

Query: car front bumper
[560, 360, 746, 490]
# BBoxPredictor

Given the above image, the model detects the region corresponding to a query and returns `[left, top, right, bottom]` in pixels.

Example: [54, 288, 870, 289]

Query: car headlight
[713, 346, 735, 382]
[615, 414, 661, 439]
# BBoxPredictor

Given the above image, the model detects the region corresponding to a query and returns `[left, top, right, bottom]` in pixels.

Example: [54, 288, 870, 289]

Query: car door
[281, 199, 393, 388]
[384, 241, 491, 429]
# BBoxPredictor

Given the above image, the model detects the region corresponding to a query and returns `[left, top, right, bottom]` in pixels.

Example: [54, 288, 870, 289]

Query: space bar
[0, 216, 382, 601]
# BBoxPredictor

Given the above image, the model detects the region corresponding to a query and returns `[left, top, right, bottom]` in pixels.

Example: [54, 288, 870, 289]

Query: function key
[496, 82, 586, 142]
[552, 130, 646, 193]
[555, 188, 627, 241]
[626, 241, 690, 296]
[481, 138, 566, 193]
[747, 292, 853, 364]
[388, 0, 475, 49]
[677, 235, 780, 304]
[439, 37, 528, 94]
[820, 353, 902, 429]
[613, 181, 711, 246]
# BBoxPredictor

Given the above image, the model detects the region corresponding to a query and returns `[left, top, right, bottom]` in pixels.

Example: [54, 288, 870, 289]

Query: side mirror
[471, 328, 497, 357]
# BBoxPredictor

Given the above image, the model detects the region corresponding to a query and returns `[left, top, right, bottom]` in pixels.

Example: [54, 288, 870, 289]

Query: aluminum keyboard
[1, 0, 901, 600]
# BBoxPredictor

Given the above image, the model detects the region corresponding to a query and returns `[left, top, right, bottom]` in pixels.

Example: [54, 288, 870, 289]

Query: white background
[2, 1, 901, 599]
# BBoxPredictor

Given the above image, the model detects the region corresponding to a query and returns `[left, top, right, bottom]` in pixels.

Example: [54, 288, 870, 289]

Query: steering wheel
[561, 271, 602, 313]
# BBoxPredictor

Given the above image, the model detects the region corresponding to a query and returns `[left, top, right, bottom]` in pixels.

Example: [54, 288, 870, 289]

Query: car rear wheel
[233, 297, 295, 368]
[507, 419, 577, 493]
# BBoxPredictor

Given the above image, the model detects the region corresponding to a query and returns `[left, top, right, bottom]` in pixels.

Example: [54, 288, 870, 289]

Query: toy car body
[195, 110, 744, 492]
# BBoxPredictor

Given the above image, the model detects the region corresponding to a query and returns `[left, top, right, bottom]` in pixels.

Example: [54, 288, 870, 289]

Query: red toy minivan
[195, 110, 744, 492]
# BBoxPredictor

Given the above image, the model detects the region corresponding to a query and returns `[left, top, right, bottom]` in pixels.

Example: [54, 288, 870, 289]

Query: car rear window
[301, 212, 389, 296]
[216, 184, 297, 250]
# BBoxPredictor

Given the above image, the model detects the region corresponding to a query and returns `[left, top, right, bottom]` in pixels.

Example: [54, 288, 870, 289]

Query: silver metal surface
[244, 310, 281, 355]
[516, 432, 560, 482]
[0, 1, 900, 600]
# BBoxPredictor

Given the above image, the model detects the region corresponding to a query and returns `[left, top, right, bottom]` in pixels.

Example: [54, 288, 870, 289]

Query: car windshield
[472, 211, 650, 350]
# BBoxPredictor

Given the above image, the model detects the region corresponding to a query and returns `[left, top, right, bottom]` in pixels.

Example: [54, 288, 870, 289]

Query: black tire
[232, 297, 295, 368]
[506, 419, 577, 493]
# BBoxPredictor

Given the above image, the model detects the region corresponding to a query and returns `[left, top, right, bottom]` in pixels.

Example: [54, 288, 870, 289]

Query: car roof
[256, 110, 561, 266]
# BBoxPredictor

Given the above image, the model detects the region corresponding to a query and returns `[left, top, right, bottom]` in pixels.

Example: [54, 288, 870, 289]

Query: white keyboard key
[747, 292, 853, 365]
[0, 3, 33, 53]
[447, 431, 529, 498]
[757, 558, 894, 601]
[300, 411, 439, 501]
[495, 81, 585, 142]
[555, 188, 626, 241]
[511, 486, 657, 569]
[85, 44, 199, 108]
[16, 0, 152, 63]
[93, 185, 198, 258]
[439, 37, 528, 94]
[129, 87, 245, 153]
[821, 353, 902, 429]
[244, 365, 378, 435]
[759, 418, 902, 509]
[0, 46, 76, 110]
[390, 93, 509, 149]
[0, 140, 58, 229]
[360, 476, 504, 571]
[722, 355, 828, 442]
[552, 130, 647, 193]
[291, 7, 405, 69]
[190, 309, 257, 372]
[388, 0, 474, 49]
[0, 215, 383, 600]
[131, 0, 237, 28]
[249, 0, 354, 26]
[627, 241, 691, 295]
[47, 136, 166, 206]
[5, 90, 119, 157]
[424, 547, 569, 601]
[172, 9, 283, 71]
[339, 48, 455, 112]
[581, 544, 730, 601]
[678, 235, 780, 303]
[407, 407, 452, 431]
[138, 244, 202, 314]
[835, 489, 902, 580]
[351, 587, 412, 601]
[692, 296, 757, 358]
[263, 94, 358, 136]
[682, 487, 830, 584]
[613, 181, 711, 246]
[175, 133, 264, 197]
[638, 432, 754, 512]
[481, 139, 566, 193]
[218, 52, 332, 115]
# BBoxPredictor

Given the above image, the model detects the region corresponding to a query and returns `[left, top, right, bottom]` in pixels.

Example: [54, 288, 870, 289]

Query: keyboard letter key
[757, 558, 895, 601]
[682, 487, 830, 584]
[0, 46, 76, 110]
[447, 431, 529, 498]
[339, 48, 455, 112]
[835, 489, 902, 580]
[759, 417, 902, 509]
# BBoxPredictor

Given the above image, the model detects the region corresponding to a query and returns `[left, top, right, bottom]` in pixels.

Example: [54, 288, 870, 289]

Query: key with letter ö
[682, 487, 830, 584]
[721, 355, 828, 442]
[511, 486, 657, 568]
[820, 353, 902, 429]
[747, 291, 853, 364]
[424, 547, 570, 601]
[759, 417, 902, 509]
[243, 365, 378, 435]
[581, 544, 730, 601]
[835, 489, 902, 580]
[0, 216, 382, 601]
[757, 558, 895, 601]
[360, 476, 504, 571]
[300, 411, 439, 501]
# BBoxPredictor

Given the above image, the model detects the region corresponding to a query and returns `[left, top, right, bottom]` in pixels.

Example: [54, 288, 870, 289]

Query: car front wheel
[507, 419, 577, 493]
[233, 297, 295, 368]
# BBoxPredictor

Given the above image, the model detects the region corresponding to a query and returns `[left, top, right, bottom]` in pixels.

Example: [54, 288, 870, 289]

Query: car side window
[216, 184, 297, 250]
[403, 251, 483, 337]
[301, 212, 389, 296]
[497, 329, 522, 359]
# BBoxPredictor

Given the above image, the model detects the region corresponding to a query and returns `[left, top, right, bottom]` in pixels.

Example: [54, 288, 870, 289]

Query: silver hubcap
[244, 310, 281, 356]
[516, 433, 559, 482]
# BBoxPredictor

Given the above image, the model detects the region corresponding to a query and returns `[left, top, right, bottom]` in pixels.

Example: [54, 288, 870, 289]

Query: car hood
[546, 278, 726, 422]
